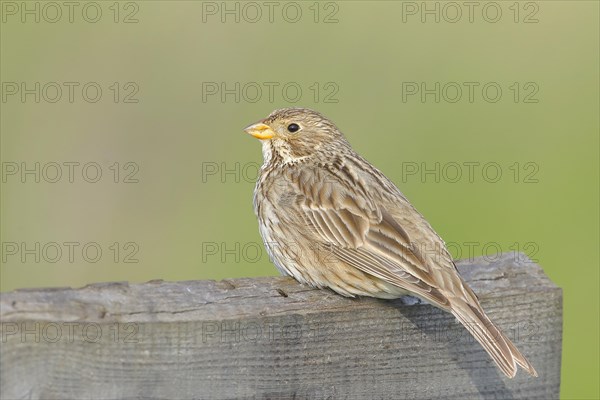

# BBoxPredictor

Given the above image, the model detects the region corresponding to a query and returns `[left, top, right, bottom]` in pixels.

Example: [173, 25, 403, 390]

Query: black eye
[287, 123, 300, 133]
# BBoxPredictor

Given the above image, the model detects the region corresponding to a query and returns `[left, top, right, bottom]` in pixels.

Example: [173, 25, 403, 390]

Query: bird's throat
[262, 139, 311, 167]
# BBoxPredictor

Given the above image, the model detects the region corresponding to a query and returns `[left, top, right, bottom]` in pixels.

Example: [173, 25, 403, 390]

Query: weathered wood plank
[0, 252, 562, 399]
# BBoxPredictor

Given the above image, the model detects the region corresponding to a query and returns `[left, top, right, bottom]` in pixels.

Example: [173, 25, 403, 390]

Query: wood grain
[0, 252, 562, 399]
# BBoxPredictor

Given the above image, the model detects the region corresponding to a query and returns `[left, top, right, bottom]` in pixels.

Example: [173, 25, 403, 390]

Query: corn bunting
[244, 107, 537, 378]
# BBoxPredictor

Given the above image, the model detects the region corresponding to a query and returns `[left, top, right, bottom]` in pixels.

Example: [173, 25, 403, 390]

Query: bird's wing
[290, 166, 457, 307]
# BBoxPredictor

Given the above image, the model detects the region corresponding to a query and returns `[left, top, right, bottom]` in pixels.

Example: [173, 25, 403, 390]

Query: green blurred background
[1, 1, 598, 398]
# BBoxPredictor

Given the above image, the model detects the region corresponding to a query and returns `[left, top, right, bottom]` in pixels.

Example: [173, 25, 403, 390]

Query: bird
[244, 107, 537, 378]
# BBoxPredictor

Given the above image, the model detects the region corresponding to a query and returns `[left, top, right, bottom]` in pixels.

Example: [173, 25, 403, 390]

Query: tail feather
[505, 334, 538, 377]
[451, 300, 538, 378]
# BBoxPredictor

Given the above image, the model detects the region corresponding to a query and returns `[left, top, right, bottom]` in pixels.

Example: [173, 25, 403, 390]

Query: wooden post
[0, 252, 562, 399]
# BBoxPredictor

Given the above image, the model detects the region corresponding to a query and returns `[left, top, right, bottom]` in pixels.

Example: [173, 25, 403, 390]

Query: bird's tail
[451, 299, 538, 378]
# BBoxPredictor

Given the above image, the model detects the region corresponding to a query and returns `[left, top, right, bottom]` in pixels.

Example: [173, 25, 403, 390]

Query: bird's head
[244, 108, 348, 165]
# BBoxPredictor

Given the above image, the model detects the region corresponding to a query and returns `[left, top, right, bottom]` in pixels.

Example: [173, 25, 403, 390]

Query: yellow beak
[244, 122, 275, 140]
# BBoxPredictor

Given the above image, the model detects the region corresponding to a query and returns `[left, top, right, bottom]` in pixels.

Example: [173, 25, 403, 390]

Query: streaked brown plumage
[244, 107, 537, 378]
